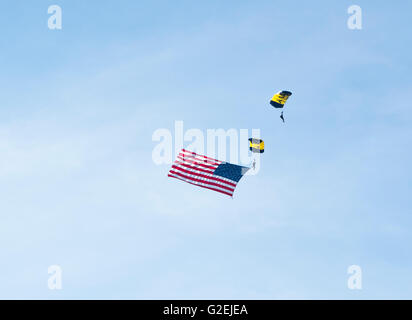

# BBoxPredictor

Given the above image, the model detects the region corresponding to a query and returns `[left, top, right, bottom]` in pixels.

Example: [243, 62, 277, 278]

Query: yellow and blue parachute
[249, 138, 264, 153]
[270, 90, 292, 108]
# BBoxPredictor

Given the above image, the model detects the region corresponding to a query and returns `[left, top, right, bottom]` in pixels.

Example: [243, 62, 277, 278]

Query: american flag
[168, 149, 250, 197]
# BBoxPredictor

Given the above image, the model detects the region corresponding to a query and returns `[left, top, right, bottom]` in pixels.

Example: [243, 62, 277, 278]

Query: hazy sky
[0, 0, 411, 299]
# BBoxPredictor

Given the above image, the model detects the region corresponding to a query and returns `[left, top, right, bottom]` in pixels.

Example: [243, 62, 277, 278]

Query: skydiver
[252, 159, 256, 170]
[280, 111, 285, 123]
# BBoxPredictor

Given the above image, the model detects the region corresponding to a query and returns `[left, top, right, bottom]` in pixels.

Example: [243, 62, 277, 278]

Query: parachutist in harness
[252, 159, 256, 170]
[270, 90, 291, 123]
[280, 111, 285, 123]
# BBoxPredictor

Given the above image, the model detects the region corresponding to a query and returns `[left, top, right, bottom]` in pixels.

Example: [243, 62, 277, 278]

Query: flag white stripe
[179, 151, 222, 166]
[172, 164, 237, 188]
[169, 169, 235, 192]
[168, 172, 235, 196]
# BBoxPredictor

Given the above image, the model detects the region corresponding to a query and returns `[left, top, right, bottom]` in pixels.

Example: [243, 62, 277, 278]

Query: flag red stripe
[181, 149, 219, 162]
[169, 170, 235, 192]
[168, 174, 233, 197]
[171, 165, 237, 187]
[177, 156, 219, 169]
[174, 161, 216, 174]
[179, 152, 221, 166]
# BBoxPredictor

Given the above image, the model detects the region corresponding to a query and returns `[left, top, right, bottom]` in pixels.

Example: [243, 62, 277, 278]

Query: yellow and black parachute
[270, 90, 292, 108]
[249, 138, 264, 153]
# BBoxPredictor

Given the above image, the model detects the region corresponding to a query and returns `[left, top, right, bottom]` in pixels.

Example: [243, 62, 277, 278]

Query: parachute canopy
[249, 138, 264, 153]
[270, 90, 292, 108]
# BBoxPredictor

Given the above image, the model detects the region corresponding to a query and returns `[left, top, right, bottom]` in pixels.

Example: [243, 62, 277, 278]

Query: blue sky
[0, 0, 411, 299]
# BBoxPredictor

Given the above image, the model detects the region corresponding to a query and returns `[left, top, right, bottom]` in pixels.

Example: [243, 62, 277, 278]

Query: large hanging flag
[168, 149, 250, 197]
